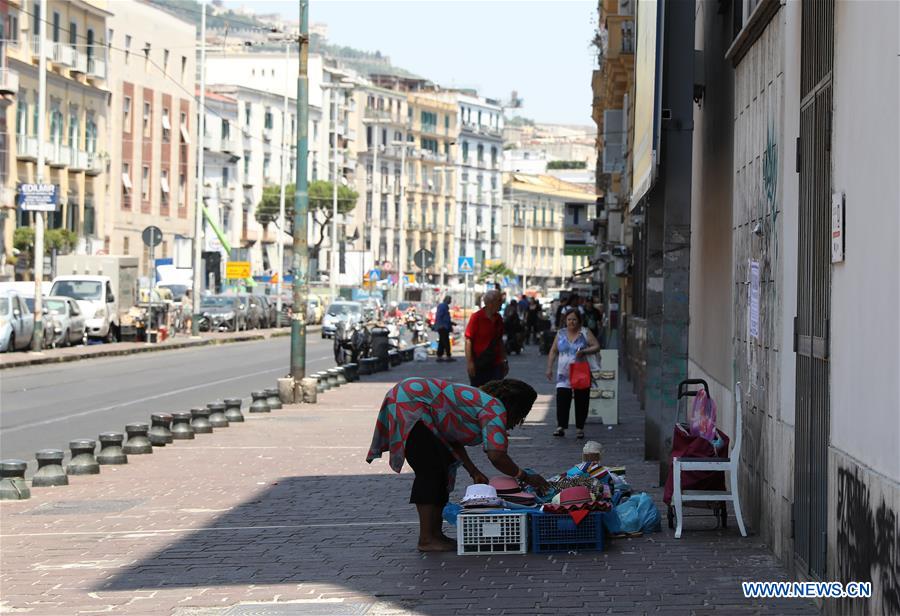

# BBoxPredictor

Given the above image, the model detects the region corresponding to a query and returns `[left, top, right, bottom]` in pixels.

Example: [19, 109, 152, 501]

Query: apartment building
[404, 92, 455, 286]
[206, 51, 324, 278]
[4, 0, 111, 277]
[349, 82, 408, 280]
[590, 0, 636, 342]
[107, 0, 195, 279]
[198, 89, 239, 268]
[209, 83, 320, 277]
[503, 172, 594, 291]
[454, 93, 503, 279]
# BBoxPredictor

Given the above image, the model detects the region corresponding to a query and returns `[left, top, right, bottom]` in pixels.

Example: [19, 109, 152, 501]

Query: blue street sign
[368, 269, 381, 281]
[458, 256, 474, 274]
[17, 183, 59, 212]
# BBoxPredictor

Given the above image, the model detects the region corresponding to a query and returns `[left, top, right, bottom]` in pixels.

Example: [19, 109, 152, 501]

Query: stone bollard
[313, 372, 326, 393]
[265, 388, 283, 410]
[277, 377, 295, 404]
[402, 347, 414, 362]
[190, 407, 213, 434]
[170, 412, 196, 439]
[301, 377, 318, 403]
[326, 369, 340, 389]
[389, 350, 402, 367]
[335, 366, 348, 386]
[67, 440, 100, 475]
[149, 414, 174, 447]
[32, 450, 68, 487]
[344, 363, 358, 382]
[123, 423, 153, 454]
[249, 391, 270, 413]
[0, 460, 30, 500]
[361, 357, 380, 375]
[224, 398, 244, 423]
[96, 433, 128, 465]
[207, 402, 229, 428]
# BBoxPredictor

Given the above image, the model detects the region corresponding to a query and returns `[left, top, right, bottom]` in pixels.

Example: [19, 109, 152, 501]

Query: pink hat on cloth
[489, 476, 536, 503]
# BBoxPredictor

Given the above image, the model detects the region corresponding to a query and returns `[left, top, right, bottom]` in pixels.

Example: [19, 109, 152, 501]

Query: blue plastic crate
[530, 511, 604, 553]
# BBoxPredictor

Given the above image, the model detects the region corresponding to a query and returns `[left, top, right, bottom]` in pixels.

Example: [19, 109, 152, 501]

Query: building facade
[403, 91, 456, 286]
[107, 0, 195, 279]
[609, 1, 900, 613]
[503, 172, 594, 291]
[4, 0, 111, 279]
[453, 92, 503, 279]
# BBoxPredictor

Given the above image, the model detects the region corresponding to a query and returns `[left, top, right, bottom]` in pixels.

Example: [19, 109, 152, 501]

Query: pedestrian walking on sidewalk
[366, 377, 550, 552]
[546, 308, 601, 439]
[465, 289, 508, 386]
[434, 295, 455, 362]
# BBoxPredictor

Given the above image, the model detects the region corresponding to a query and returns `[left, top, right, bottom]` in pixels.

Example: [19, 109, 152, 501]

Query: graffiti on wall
[836, 466, 900, 613]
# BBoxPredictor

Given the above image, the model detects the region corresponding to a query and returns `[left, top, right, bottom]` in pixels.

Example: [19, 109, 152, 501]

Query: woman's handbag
[569, 361, 592, 390]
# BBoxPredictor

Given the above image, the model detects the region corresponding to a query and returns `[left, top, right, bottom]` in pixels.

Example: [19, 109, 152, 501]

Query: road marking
[1, 366, 287, 433]
[1, 520, 418, 538]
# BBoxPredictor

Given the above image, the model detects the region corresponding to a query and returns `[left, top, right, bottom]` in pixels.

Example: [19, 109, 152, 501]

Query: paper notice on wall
[749, 260, 760, 339]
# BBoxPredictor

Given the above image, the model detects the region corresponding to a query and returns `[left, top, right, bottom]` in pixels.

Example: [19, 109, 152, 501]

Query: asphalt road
[0, 335, 338, 472]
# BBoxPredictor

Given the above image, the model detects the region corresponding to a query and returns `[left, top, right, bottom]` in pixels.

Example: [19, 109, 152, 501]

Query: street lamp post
[391, 140, 413, 303]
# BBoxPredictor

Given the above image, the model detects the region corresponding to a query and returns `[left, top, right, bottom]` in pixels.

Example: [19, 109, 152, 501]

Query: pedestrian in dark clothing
[525, 297, 539, 344]
[434, 295, 454, 362]
[465, 290, 508, 386]
[503, 303, 523, 354]
[582, 297, 603, 341]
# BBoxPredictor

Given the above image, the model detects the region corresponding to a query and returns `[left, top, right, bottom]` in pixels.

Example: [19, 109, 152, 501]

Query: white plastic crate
[456, 512, 529, 555]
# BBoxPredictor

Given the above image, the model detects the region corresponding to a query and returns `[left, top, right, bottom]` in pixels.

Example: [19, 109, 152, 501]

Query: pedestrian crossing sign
[458, 256, 475, 274]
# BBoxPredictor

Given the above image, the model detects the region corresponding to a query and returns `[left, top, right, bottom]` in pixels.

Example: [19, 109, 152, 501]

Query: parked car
[241, 294, 266, 329]
[42, 296, 87, 347]
[0, 291, 35, 352]
[198, 295, 246, 332]
[253, 295, 277, 328]
[321, 300, 363, 339]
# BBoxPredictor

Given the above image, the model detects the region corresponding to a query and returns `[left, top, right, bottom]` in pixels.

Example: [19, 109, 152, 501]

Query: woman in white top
[545, 307, 601, 439]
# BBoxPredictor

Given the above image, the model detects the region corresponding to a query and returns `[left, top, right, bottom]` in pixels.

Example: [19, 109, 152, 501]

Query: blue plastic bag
[613, 493, 660, 533]
[443, 503, 462, 526]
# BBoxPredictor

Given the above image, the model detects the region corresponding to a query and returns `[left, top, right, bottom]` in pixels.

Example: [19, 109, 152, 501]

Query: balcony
[87, 56, 106, 80]
[52, 42, 75, 67]
[262, 128, 273, 142]
[203, 135, 221, 151]
[218, 185, 237, 202]
[47, 143, 72, 168]
[69, 150, 87, 171]
[364, 108, 391, 122]
[71, 50, 88, 74]
[86, 152, 104, 175]
[221, 135, 241, 154]
[0, 69, 19, 96]
[16, 136, 38, 160]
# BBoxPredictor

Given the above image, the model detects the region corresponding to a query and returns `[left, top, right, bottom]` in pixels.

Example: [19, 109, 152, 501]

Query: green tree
[478, 261, 516, 284]
[255, 179, 359, 254]
[13, 227, 77, 254]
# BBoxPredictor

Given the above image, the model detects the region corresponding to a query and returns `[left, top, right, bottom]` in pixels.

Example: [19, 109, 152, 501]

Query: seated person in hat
[366, 377, 550, 552]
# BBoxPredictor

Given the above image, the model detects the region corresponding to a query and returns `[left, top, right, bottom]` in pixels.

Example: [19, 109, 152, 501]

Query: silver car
[321, 301, 363, 339]
[43, 296, 88, 347]
[0, 292, 35, 352]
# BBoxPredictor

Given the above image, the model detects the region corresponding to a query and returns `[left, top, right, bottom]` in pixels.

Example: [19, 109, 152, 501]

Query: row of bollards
[1, 349, 425, 501]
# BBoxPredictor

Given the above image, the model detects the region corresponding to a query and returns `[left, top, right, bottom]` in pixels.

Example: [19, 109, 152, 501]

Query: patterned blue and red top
[366, 377, 509, 488]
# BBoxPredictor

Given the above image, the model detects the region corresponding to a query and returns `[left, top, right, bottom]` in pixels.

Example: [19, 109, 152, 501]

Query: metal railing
[87, 56, 106, 79]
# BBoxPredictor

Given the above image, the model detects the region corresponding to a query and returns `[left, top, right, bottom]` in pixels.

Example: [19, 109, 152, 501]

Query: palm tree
[478, 261, 516, 284]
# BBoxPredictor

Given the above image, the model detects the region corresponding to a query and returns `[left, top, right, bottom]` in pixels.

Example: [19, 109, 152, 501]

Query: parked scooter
[333, 320, 372, 365]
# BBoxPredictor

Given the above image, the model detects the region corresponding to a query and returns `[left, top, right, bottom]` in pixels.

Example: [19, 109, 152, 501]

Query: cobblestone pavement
[0, 345, 819, 615]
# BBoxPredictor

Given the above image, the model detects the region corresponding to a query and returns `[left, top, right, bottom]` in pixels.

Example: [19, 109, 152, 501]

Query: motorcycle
[333, 319, 372, 365]
[405, 314, 428, 345]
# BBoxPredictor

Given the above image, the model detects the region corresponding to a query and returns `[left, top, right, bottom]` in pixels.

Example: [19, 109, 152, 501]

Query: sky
[220, 0, 598, 126]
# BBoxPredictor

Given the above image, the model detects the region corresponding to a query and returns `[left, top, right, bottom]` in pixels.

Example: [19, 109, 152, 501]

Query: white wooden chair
[673, 381, 747, 538]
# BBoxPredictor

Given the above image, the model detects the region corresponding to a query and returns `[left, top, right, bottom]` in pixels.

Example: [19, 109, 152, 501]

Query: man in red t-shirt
[465, 289, 508, 386]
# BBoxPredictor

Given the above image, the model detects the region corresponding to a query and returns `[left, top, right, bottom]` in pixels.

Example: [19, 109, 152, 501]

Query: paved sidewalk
[0, 327, 311, 370]
[0, 346, 819, 615]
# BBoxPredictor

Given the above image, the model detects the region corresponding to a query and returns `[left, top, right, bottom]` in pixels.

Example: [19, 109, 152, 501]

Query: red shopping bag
[569, 361, 591, 390]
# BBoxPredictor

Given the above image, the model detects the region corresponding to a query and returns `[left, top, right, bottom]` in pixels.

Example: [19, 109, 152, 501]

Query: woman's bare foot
[417, 540, 456, 552]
